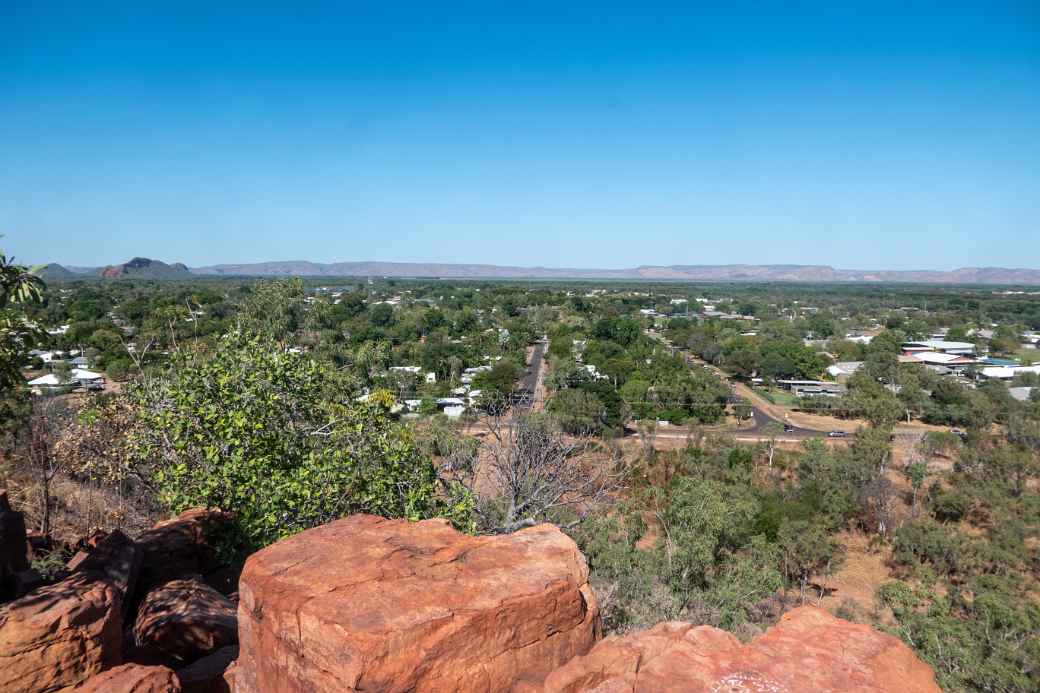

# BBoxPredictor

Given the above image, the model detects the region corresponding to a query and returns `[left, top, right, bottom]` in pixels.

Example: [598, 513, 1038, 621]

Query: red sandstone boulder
[231, 515, 599, 693]
[77, 663, 182, 692]
[67, 529, 141, 616]
[0, 530, 140, 692]
[133, 576, 237, 664]
[135, 509, 230, 595]
[0, 573, 122, 692]
[542, 605, 941, 693]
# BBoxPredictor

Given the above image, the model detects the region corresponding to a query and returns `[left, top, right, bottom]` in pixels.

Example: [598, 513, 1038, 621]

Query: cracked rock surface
[229, 514, 599, 693]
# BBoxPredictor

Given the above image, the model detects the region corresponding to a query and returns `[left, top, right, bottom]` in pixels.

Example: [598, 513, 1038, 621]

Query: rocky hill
[0, 502, 941, 692]
[100, 257, 191, 280]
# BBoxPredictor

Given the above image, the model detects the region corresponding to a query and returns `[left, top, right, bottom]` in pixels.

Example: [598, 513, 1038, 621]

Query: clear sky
[2, 2, 1038, 270]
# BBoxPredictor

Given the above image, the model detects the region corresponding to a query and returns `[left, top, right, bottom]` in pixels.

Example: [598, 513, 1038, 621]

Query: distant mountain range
[29, 258, 1040, 285]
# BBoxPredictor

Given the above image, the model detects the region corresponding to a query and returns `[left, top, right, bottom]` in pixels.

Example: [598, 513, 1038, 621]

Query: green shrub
[126, 332, 471, 551]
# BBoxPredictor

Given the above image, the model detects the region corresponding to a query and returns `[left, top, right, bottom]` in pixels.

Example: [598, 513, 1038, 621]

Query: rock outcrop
[78, 663, 182, 692]
[542, 605, 941, 693]
[133, 577, 237, 664]
[67, 529, 142, 617]
[0, 530, 140, 692]
[135, 509, 231, 596]
[0, 497, 943, 693]
[230, 514, 599, 693]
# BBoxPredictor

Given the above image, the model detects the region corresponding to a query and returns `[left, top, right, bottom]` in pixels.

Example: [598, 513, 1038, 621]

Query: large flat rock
[231, 515, 599, 692]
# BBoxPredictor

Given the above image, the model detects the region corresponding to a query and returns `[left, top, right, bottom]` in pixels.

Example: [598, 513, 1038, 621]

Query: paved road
[743, 403, 820, 438]
[514, 340, 546, 411]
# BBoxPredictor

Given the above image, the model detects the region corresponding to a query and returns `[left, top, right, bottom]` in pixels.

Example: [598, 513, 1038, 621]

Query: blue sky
[2, 2, 1038, 270]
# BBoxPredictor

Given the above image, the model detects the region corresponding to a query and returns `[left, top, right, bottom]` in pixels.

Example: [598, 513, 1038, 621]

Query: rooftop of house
[910, 351, 974, 365]
[903, 340, 975, 351]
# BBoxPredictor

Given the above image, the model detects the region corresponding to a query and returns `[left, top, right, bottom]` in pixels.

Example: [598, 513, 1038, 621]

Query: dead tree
[447, 394, 626, 534]
[637, 420, 657, 463]
[26, 398, 72, 536]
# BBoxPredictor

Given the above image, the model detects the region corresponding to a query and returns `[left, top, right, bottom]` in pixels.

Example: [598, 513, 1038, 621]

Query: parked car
[783, 423, 794, 433]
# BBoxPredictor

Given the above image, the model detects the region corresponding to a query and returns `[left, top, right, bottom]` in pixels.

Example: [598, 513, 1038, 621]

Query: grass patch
[754, 387, 799, 407]
[1015, 348, 1040, 365]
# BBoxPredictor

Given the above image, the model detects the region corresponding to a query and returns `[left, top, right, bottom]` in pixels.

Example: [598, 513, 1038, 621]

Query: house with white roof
[902, 340, 976, 356]
[71, 368, 105, 390]
[826, 361, 863, 381]
[27, 373, 63, 390]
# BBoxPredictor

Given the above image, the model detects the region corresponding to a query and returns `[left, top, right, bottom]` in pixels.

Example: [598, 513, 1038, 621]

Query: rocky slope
[0, 501, 942, 692]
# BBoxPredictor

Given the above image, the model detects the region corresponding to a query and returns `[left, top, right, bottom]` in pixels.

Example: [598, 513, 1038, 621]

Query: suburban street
[644, 329, 932, 444]
[514, 339, 547, 412]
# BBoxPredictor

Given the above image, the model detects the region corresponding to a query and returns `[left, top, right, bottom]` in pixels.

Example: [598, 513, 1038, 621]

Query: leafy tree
[473, 360, 520, 399]
[125, 331, 469, 550]
[903, 457, 929, 517]
[236, 278, 306, 343]
[777, 519, 844, 603]
[661, 477, 758, 599]
[878, 577, 1040, 692]
[0, 246, 44, 443]
[843, 371, 902, 426]
[710, 535, 783, 629]
[368, 302, 394, 328]
[548, 388, 606, 435]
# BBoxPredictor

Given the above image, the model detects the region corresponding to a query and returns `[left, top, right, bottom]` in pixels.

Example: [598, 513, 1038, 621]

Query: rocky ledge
[541, 606, 941, 693]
